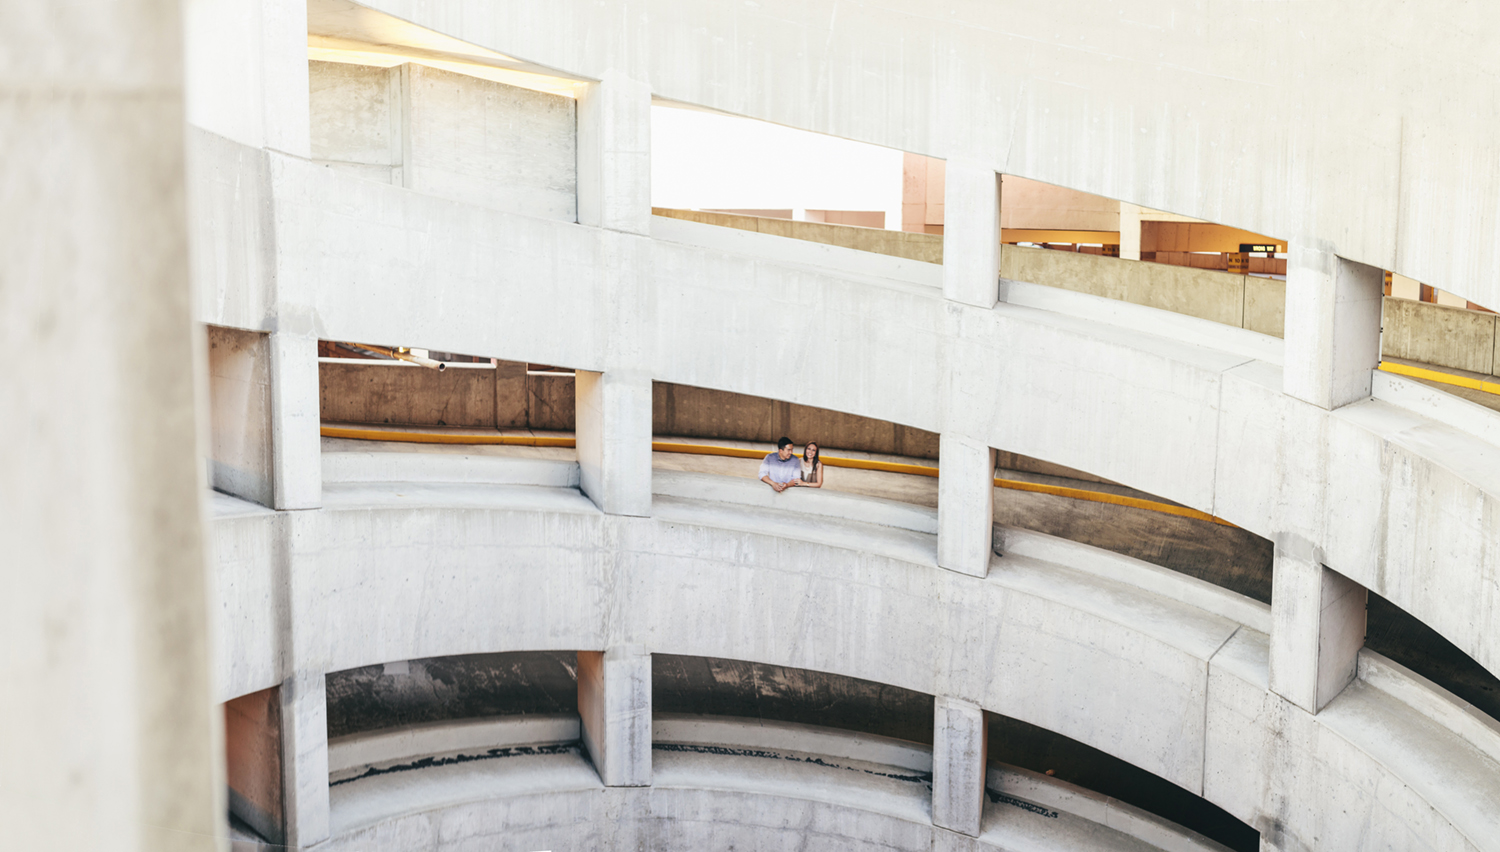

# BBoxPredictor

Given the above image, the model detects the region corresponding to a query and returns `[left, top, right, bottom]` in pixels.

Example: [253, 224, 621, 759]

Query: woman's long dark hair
[803, 441, 820, 468]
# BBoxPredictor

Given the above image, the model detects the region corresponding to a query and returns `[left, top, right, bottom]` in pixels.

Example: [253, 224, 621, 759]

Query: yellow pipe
[322, 426, 1236, 527]
[1378, 360, 1500, 395]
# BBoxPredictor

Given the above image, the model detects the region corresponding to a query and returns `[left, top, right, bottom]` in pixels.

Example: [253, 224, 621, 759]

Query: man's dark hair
[777, 437, 793, 449]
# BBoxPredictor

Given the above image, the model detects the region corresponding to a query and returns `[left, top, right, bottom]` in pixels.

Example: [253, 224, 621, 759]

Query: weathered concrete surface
[653, 656, 935, 746]
[325, 651, 578, 738]
[1001, 246, 1248, 328]
[577, 646, 652, 786]
[308, 61, 398, 183]
[316, 718, 1231, 852]
[210, 326, 275, 505]
[225, 687, 284, 844]
[209, 486, 1500, 849]
[932, 697, 987, 836]
[1382, 296, 1498, 375]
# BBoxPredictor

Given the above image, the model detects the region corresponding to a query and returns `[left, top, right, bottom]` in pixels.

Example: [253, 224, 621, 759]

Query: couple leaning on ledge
[758, 437, 824, 492]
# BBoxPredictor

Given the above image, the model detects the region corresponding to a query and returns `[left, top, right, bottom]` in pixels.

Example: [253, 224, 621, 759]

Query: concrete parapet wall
[652, 207, 944, 263]
[1382, 296, 1498, 375]
[1002, 245, 1251, 329]
[319, 359, 940, 458]
[209, 489, 1500, 850]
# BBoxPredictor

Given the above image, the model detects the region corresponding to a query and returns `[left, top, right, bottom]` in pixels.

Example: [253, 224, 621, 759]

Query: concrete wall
[1382, 297, 1499, 375]
[208, 492, 1500, 850]
[210, 326, 275, 505]
[361, 0, 1500, 311]
[406, 64, 577, 220]
[309, 61, 398, 184]
[319, 358, 940, 457]
[654, 207, 943, 263]
[225, 687, 284, 844]
[307, 61, 577, 219]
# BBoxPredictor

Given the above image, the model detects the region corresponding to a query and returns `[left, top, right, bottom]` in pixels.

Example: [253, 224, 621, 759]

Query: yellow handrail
[1378, 360, 1500, 395]
[322, 425, 1237, 527]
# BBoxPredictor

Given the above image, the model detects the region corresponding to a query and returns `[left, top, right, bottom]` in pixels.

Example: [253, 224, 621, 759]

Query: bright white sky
[651, 104, 904, 230]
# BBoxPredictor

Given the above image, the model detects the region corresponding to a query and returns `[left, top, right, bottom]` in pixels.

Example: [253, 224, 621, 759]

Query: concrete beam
[932, 696, 987, 837]
[577, 72, 651, 234]
[1283, 246, 1384, 410]
[576, 370, 652, 516]
[1268, 535, 1368, 714]
[270, 332, 321, 510]
[278, 672, 330, 846]
[577, 646, 652, 787]
[938, 435, 997, 578]
[941, 160, 1001, 309]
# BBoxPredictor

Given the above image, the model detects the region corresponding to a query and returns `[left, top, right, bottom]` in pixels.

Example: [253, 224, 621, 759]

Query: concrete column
[1118, 202, 1142, 261]
[577, 72, 652, 235]
[577, 646, 652, 787]
[1268, 536, 1368, 714]
[575, 370, 653, 516]
[1283, 245, 1384, 410]
[941, 160, 1001, 309]
[270, 332, 321, 510]
[938, 434, 998, 578]
[932, 697, 987, 836]
[278, 672, 330, 847]
[4, 0, 223, 846]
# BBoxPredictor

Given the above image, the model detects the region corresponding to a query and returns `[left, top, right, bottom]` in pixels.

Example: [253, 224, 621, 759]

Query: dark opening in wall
[989, 714, 1259, 852]
[1367, 593, 1500, 723]
[652, 655, 935, 745]
[325, 651, 578, 739]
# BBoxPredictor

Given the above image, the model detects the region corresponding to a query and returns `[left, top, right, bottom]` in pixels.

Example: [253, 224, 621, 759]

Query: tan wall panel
[225, 687, 283, 844]
[320, 361, 496, 427]
[1381, 298, 1497, 375]
[1001, 246, 1246, 328]
[1243, 278, 1287, 339]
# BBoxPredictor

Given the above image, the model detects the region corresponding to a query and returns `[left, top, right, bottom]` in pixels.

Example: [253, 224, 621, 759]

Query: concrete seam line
[1378, 360, 1500, 395]
[319, 426, 1234, 526]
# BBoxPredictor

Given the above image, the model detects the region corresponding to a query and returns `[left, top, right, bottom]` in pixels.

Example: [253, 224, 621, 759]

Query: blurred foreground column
[0, 1, 223, 848]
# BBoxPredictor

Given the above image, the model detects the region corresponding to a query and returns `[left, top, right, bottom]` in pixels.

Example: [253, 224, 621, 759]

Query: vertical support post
[1118, 202, 1142, 261]
[278, 671, 330, 847]
[1268, 535, 1367, 714]
[270, 332, 321, 510]
[938, 434, 997, 578]
[575, 370, 653, 516]
[932, 696, 987, 836]
[577, 646, 653, 787]
[577, 72, 652, 235]
[1283, 246, 1384, 410]
[941, 160, 1001, 309]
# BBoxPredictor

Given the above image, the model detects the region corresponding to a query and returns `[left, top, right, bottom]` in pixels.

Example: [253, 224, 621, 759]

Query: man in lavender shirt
[759, 437, 802, 492]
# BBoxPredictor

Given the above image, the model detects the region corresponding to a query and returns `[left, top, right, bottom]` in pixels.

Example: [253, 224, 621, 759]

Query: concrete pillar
[577, 72, 651, 235]
[941, 160, 1001, 309]
[575, 370, 653, 516]
[577, 646, 652, 787]
[932, 697, 987, 836]
[1283, 246, 1384, 410]
[1268, 536, 1368, 714]
[3, 0, 223, 847]
[278, 672, 330, 846]
[1118, 202, 1142, 261]
[270, 332, 321, 510]
[938, 435, 998, 578]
